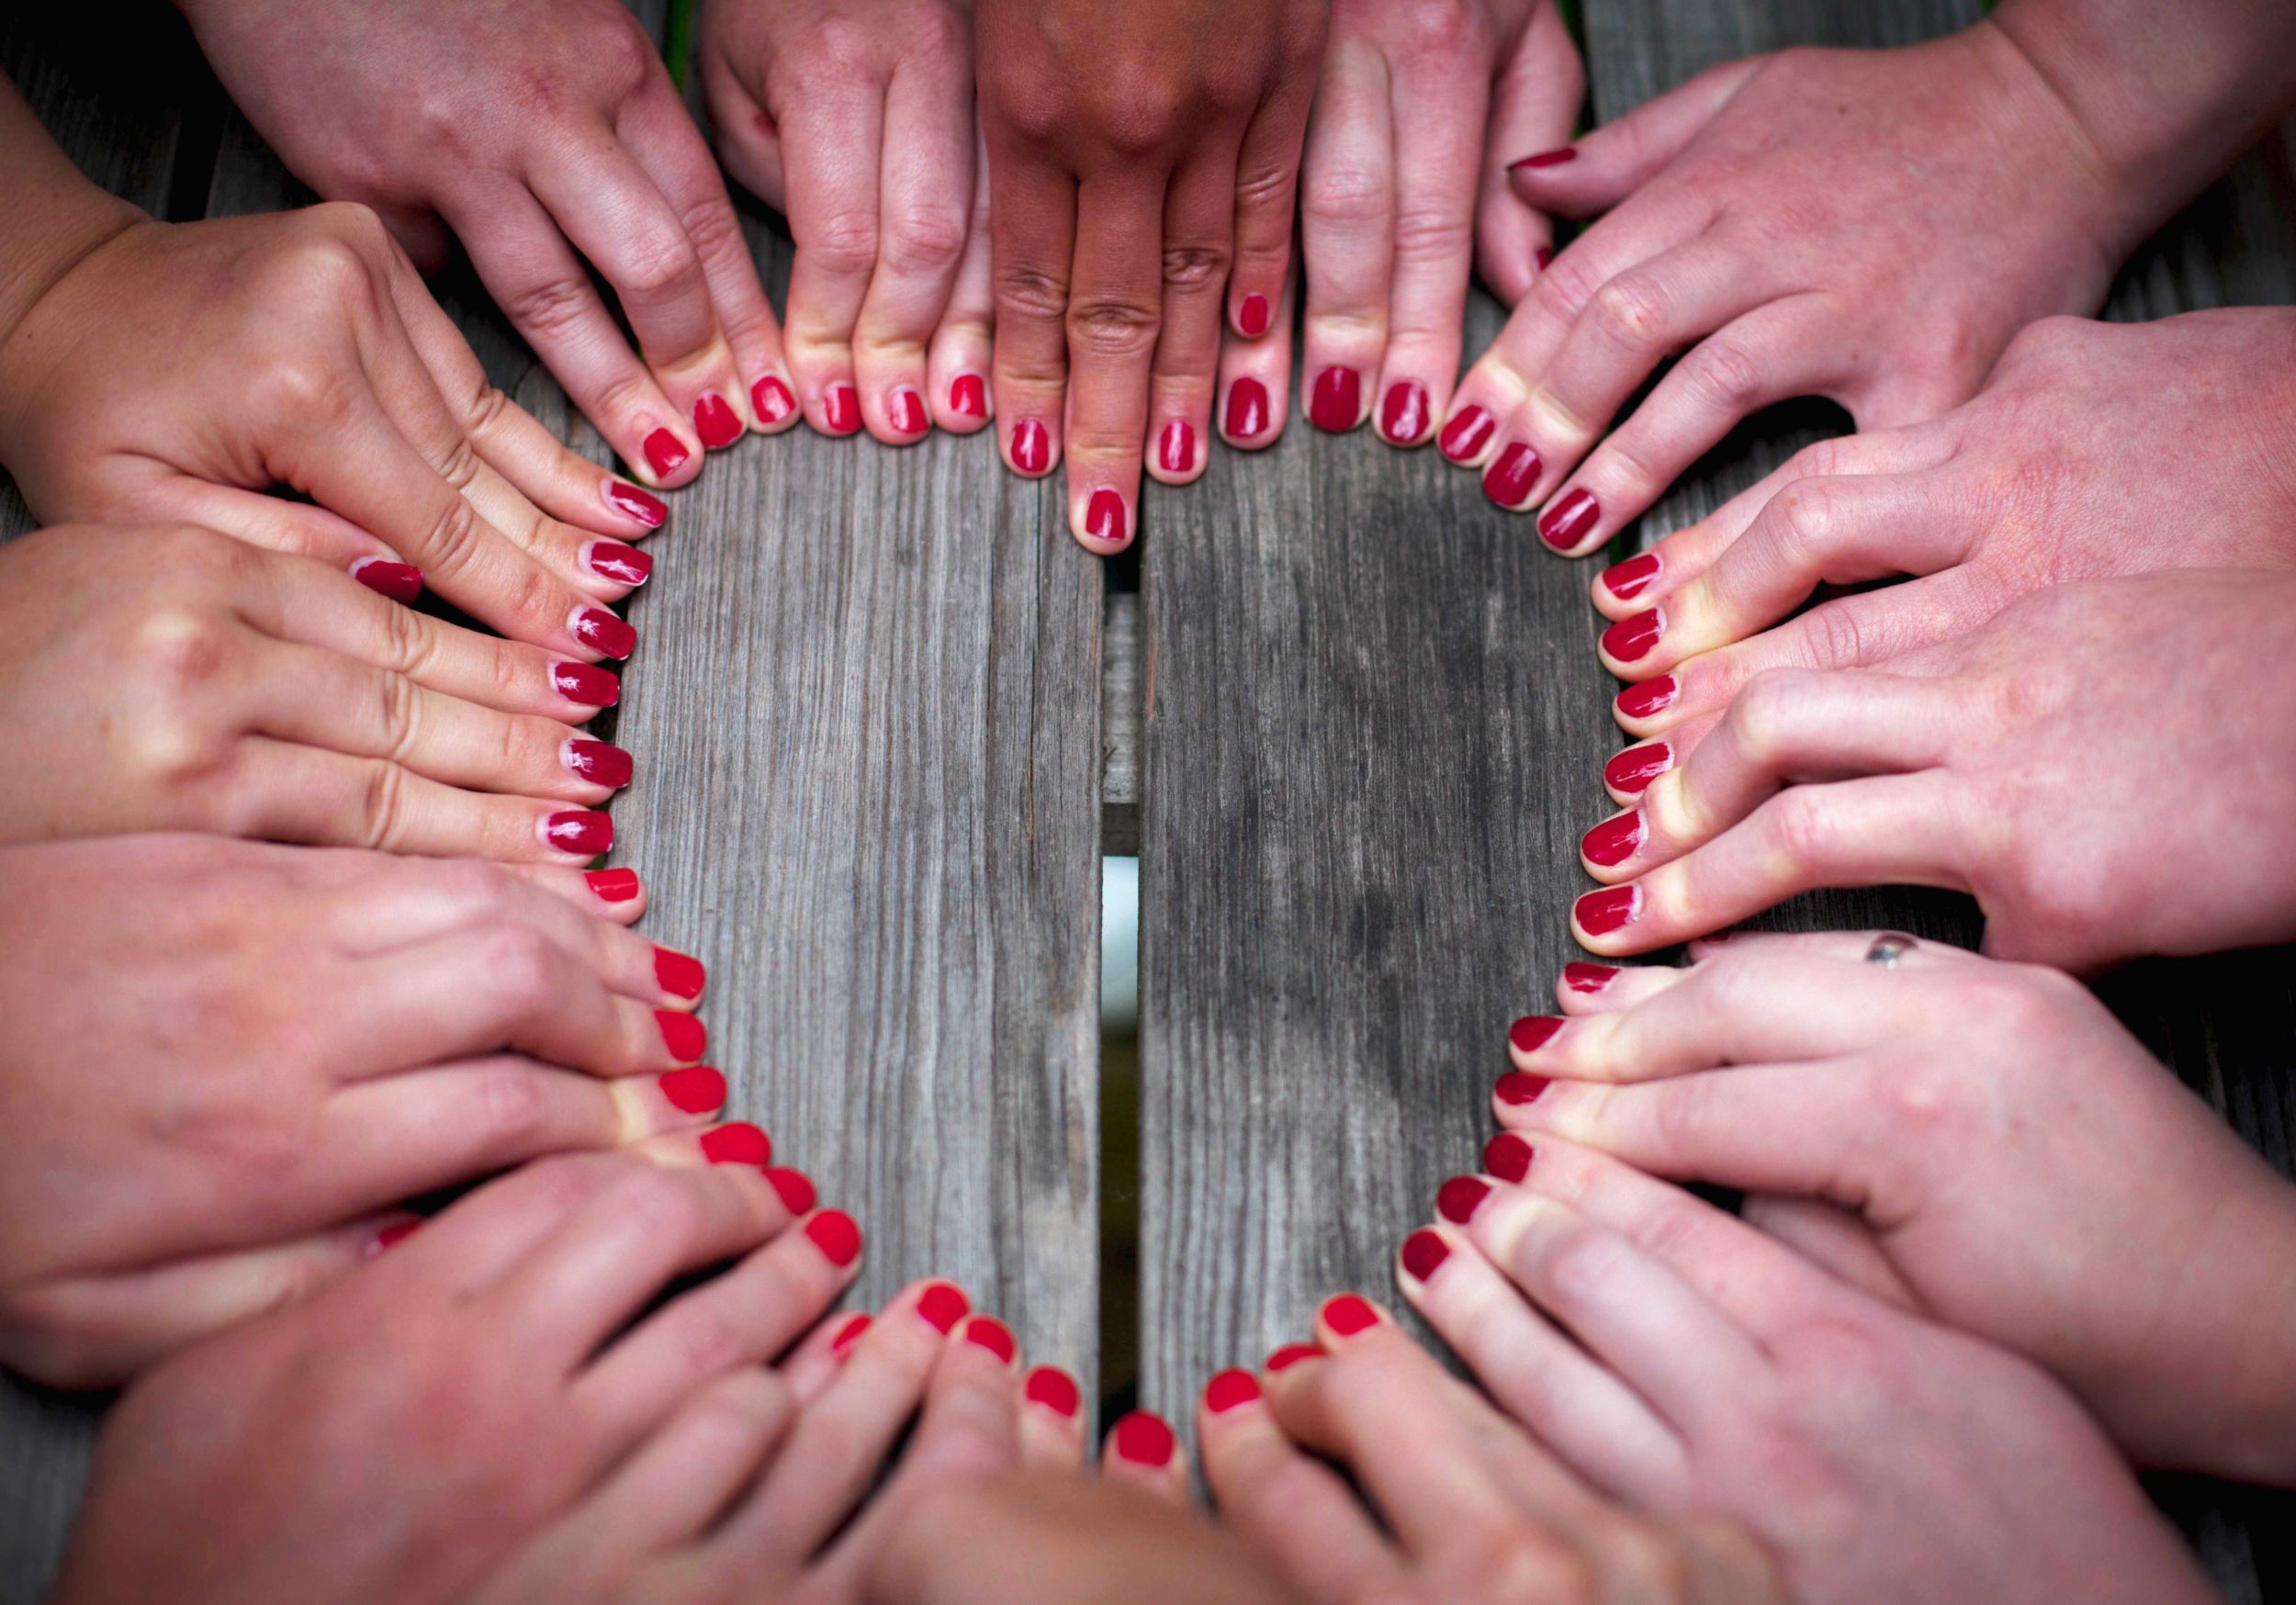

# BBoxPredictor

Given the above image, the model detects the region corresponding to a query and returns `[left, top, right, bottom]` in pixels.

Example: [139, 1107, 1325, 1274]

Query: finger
[1683, 926, 1981, 968]
[1474, 5, 1582, 308]
[1372, 37, 1489, 447]
[1062, 171, 1168, 553]
[1552, 958, 1682, 1014]
[1217, 254, 1296, 448]
[772, 61, 889, 438]
[1019, 1365, 1088, 1468]
[1225, 52, 1317, 342]
[927, 123, 997, 433]
[1600, 725, 1702, 806]
[985, 139, 1075, 478]
[782, 1279, 968, 1406]
[1145, 146, 1238, 487]
[1502, 55, 1759, 214]
[523, 863, 647, 922]
[1101, 1409, 1187, 1501]
[1743, 1195, 1918, 1309]
[152, 477, 400, 576]
[366, 1151, 660, 1296]
[1297, 37, 1392, 438]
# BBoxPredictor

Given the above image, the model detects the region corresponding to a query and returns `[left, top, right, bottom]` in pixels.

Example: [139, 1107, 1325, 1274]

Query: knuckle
[808, 208, 883, 278]
[433, 432, 484, 495]
[355, 757, 411, 851]
[1761, 785, 1841, 873]
[1800, 596, 1874, 669]
[679, 197, 747, 267]
[1588, 272, 1673, 351]
[1534, 253, 1604, 321]
[501, 274, 600, 342]
[1681, 334, 1766, 411]
[616, 228, 704, 301]
[421, 496, 487, 578]
[994, 264, 1070, 323]
[469, 1061, 553, 1148]
[459, 377, 515, 444]
[1392, 0, 1487, 59]
[1302, 163, 1390, 229]
[666, 1305, 749, 1378]
[611, 1167, 708, 1246]
[474, 921, 564, 1014]
[794, 15, 884, 79]
[1390, 203, 1472, 269]
[1160, 242, 1230, 293]
[1065, 297, 1160, 361]
[1537, 1220, 1626, 1304]
[371, 668, 422, 764]
[1723, 668, 1807, 769]
[880, 203, 969, 276]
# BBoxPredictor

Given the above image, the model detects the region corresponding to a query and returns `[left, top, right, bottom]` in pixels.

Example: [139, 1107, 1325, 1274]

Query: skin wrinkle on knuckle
[1590, 273, 1673, 354]
[1161, 242, 1230, 292]
[809, 208, 884, 280]
[1065, 297, 1160, 361]
[1302, 164, 1390, 230]
[470, 1060, 554, 1148]
[880, 203, 970, 278]
[994, 263, 1071, 323]
[501, 273, 602, 343]
[357, 758, 414, 852]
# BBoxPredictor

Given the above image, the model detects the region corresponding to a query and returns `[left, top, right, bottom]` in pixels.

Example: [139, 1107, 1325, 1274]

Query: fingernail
[805, 1209, 863, 1267]
[1540, 488, 1602, 551]
[656, 1008, 707, 1061]
[545, 809, 613, 856]
[1496, 1071, 1550, 1106]
[1237, 291, 1272, 337]
[1605, 742, 1671, 795]
[949, 374, 986, 419]
[1514, 146, 1577, 169]
[1320, 1294, 1378, 1336]
[1379, 381, 1429, 443]
[349, 557, 422, 604]
[1482, 442, 1542, 508]
[565, 738, 633, 790]
[766, 1167, 816, 1213]
[831, 1313, 872, 1360]
[700, 1121, 771, 1165]
[658, 1064, 726, 1114]
[365, 1217, 422, 1258]
[1535, 244, 1554, 272]
[1436, 1176, 1491, 1224]
[585, 866, 641, 903]
[584, 541, 652, 587]
[1401, 1229, 1451, 1282]
[1562, 961, 1618, 994]
[553, 660, 621, 708]
[1574, 885, 1642, 937]
[1110, 1411, 1176, 1467]
[1438, 405, 1495, 463]
[1204, 1368, 1261, 1413]
[1309, 365, 1361, 432]
[1510, 1016, 1562, 1053]
[1265, 1342, 1322, 1372]
[917, 1281, 970, 1333]
[963, 1315, 1017, 1364]
[1616, 676, 1678, 721]
[822, 383, 861, 435]
[653, 945, 705, 1000]
[1011, 418, 1051, 475]
[1484, 1131, 1535, 1182]
[1085, 488, 1129, 547]
[1223, 376, 1270, 440]
[572, 607, 636, 660]
[604, 481, 667, 528]
[643, 429, 689, 478]
[1158, 419, 1196, 475]
[1026, 1366, 1081, 1417]
[1602, 551, 1660, 600]
[889, 387, 929, 436]
[752, 376, 797, 425]
[693, 392, 742, 449]
[1582, 810, 1647, 868]
[1603, 610, 1665, 664]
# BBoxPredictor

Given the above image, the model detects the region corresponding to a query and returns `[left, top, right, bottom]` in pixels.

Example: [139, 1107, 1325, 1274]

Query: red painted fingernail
[545, 809, 613, 856]
[1535, 244, 1554, 272]
[832, 1312, 872, 1359]
[1309, 365, 1361, 432]
[949, 374, 986, 419]
[1265, 1342, 1322, 1372]
[1582, 810, 1646, 868]
[1510, 1016, 1562, 1053]
[822, 383, 861, 435]
[1204, 1368, 1261, 1413]
[1603, 551, 1660, 600]
[349, 557, 422, 604]
[1436, 1176, 1491, 1224]
[1401, 1229, 1451, 1282]
[889, 387, 929, 436]
[1574, 885, 1642, 936]
[1514, 146, 1577, 169]
[657, 1008, 707, 1061]
[1010, 418, 1051, 475]
[805, 1209, 863, 1267]
[604, 480, 667, 527]
[765, 1167, 816, 1213]
[693, 392, 742, 449]
[1026, 1366, 1081, 1417]
[1603, 609, 1665, 664]
[586, 867, 641, 903]
[1085, 488, 1129, 547]
[1496, 1071, 1550, 1106]
[658, 1064, 726, 1114]
[1439, 405, 1495, 463]
[1110, 1411, 1176, 1467]
[553, 660, 621, 708]
[1616, 676, 1678, 721]
[585, 541, 652, 587]
[642, 429, 689, 477]
[653, 945, 705, 1000]
[752, 376, 796, 425]
[572, 607, 636, 660]
[1158, 419, 1196, 475]
[1237, 291, 1272, 337]
[1562, 961, 1618, 994]
[1379, 381, 1429, 443]
[917, 1282, 970, 1333]
[963, 1315, 1017, 1364]
[1482, 442, 1542, 508]
[1484, 1131, 1535, 1182]
[1540, 488, 1602, 551]
[700, 1121, 770, 1165]
[1223, 376, 1270, 440]
[365, 1217, 422, 1258]
[1605, 743, 1671, 794]
[566, 737, 633, 789]
[1321, 1294, 1378, 1336]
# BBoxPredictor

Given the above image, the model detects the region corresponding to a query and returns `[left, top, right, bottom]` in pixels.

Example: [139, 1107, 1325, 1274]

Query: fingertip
[1071, 486, 1133, 555]
[750, 374, 801, 434]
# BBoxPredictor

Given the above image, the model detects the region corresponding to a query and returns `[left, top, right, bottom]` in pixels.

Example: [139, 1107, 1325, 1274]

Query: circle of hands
[1, 0, 2294, 1601]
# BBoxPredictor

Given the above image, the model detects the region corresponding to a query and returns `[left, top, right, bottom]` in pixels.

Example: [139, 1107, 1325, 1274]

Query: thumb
[1476, 2, 1587, 307]
[1507, 52, 1761, 216]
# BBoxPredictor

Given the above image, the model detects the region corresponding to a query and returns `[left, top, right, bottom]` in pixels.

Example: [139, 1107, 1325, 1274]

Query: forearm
[0, 76, 143, 368]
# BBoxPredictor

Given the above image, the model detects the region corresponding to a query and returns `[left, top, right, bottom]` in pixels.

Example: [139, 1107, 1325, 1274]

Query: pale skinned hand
[0, 525, 638, 863]
[700, 0, 996, 444]
[1390, 1142, 2216, 1604]
[1566, 569, 2296, 971]
[0, 834, 730, 1387]
[975, 0, 1328, 552]
[1196, 1315, 1782, 1604]
[176, 0, 794, 480]
[1497, 933, 2296, 1486]
[0, 206, 662, 658]
[47, 1153, 863, 1605]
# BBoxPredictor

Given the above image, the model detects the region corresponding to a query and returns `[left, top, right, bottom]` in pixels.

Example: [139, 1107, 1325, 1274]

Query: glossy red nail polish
[700, 1121, 771, 1165]
[1574, 885, 1641, 936]
[1496, 1071, 1550, 1106]
[693, 392, 742, 448]
[1603, 610, 1664, 664]
[604, 480, 667, 528]
[1237, 291, 1272, 337]
[1540, 488, 1601, 551]
[766, 1167, 816, 1214]
[546, 809, 613, 856]
[1582, 810, 1647, 868]
[949, 374, 986, 419]
[657, 1008, 707, 1061]
[1205, 1368, 1261, 1413]
[1011, 418, 1051, 475]
[1265, 1342, 1322, 1372]
[658, 1064, 726, 1114]
[1605, 742, 1671, 795]
[889, 387, 929, 436]
[1535, 244, 1554, 272]
[1483, 442, 1542, 508]
[917, 1282, 970, 1333]
[753, 376, 796, 425]
[585, 542, 652, 587]
[964, 1315, 1017, 1364]
[1602, 551, 1660, 601]
[1514, 146, 1577, 169]
[822, 383, 861, 435]
[642, 429, 689, 478]
[1401, 1229, 1451, 1282]
[1085, 488, 1129, 547]
[1379, 381, 1429, 443]
[553, 660, 621, 708]
[832, 1313, 872, 1359]
[1321, 1294, 1377, 1336]
[349, 557, 422, 604]
[586, 866, 641, 903]
[1510, 1016, 1562, 1053]
[566, 738, 633, 789]
[805, 1209, 863, 1267]
[365, 1217, 422, 1258]
[1111, 1411, 1176, 1467]
[1439, 405, 1495, 462]
[1309, 365, 1361, 432]
[1223, 376, 1270, 439]
[1435, 1175, 1490, 1225]
[1026, 1366, 1081, 1417]
[653, 945, 705, 1000]
[1158, 419, 1195, 475]
[1616, 676, 1678, 721]
[1484, 1131, 1534, 1182]
[572, 608, 636, 660]
[1562, 961, 1617, 994]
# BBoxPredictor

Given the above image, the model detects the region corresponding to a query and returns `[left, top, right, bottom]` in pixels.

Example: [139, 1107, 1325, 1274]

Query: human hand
[1392, 1139, 2215, 1604]
[1568, 569, 2296, 971]
[48, 1153, 861, 1605]
[0, 207, 661, 657]
[701, 0, 995, 443]
[1499, 933, 2296, 1485]
[974, 0, 1328, 551]
[178, 0, 793, 478]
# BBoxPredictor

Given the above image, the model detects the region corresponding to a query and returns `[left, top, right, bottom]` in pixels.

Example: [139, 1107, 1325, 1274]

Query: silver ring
[1864, 933, 1917, 968]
